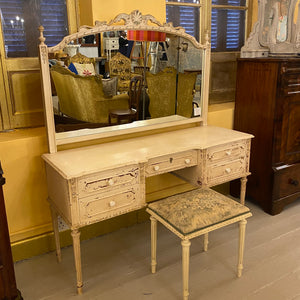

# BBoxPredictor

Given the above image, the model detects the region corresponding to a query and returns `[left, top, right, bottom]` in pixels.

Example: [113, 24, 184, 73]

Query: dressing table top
[42, 126, 253, 179]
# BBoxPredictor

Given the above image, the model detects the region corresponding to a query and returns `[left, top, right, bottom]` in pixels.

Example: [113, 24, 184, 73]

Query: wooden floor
[14, 199, 300, 300]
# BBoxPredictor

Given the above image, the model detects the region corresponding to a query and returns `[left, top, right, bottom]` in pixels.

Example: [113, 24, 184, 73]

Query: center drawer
[145, 150, 198, 177]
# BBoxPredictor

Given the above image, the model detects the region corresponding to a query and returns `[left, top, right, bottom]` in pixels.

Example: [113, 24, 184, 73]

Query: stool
[146, 188, 252, 300]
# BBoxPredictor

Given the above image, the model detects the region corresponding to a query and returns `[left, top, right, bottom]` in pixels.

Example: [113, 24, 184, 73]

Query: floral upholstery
[147, 188, 251, 235]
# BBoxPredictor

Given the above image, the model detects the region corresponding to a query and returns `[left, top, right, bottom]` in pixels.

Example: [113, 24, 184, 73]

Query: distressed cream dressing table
[38, 11, 253, 294]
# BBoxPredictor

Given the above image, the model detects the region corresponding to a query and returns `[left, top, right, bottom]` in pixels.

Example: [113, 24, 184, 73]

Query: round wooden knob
[153, 165, 160, 171]
[225, 168, 231, 173]
[109, 200, 116, 207]
[288, 178, 299, 186]
[108, 179, 114, 186]
[185, 159, 191, 164]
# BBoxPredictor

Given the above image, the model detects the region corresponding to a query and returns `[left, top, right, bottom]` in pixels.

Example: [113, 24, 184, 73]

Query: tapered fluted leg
[237, 219, 247, 277]
[240, 177, 248, 205]
[71, 228, 83, 294]
[203, 233, 209, 252]
[50, 205, 61, 263]
[150, 216, 157, 273]
[181, 239, 191, 300]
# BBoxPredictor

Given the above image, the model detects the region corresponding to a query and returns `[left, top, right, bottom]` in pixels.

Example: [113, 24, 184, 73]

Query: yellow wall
[78, 0, 166, 25]
[79, 0, 166, 25]
[0, 128, 50, 243]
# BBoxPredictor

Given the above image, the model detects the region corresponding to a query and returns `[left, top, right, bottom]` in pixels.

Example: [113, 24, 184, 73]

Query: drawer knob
[109, 200, 116, 207]
[153, 165, 160, 171]
[108, 179, 114, 186]
[288, 178, 299, 186]
[225, 168, 231, 173]
[185, 159, 191, 164]
[226, 151, 231, 156]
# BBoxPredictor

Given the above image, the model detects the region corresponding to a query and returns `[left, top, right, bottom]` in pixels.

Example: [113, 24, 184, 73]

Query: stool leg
[181, 239, 191, 300]
[150, 216, 157, 274]
[237, 219, 247, 277]
[203, 233, 209, 252]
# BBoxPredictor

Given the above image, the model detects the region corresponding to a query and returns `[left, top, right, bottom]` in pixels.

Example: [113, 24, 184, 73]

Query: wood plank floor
[14, 199, 300, 300]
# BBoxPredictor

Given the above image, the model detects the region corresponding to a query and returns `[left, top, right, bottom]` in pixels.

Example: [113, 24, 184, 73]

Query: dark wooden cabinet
[231, 58, 300, 215]
[0, 163, 22, 300]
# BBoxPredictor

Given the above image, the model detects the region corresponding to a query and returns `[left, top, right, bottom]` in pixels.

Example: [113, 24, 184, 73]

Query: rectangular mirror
[38, 11, 210, 152]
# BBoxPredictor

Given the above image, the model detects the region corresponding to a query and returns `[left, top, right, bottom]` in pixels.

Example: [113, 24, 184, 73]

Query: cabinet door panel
[280, 97, 300, 163]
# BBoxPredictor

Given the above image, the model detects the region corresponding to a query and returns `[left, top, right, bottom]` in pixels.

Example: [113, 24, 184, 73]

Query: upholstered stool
[146, 188, 252, 300]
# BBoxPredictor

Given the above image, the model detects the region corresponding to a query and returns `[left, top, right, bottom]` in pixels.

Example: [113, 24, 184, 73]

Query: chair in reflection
[50, 64, 129, 125]
[67, 52, 96, 66]
[109, 52, 132, 93]
[177, 72, 198, 118]
[146, 67, 197, 119]
[108, 76, 142, 125]
[146, 67, 177, 118]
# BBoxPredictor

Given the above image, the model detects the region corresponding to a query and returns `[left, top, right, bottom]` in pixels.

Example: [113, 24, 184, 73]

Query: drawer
[207, 142, 246, 164]
[78, 166, 139, 198]
[106, 40, 119, 49]
[145, 150, 197, 177]
[207, 159, 246, 185]
[273, 163, 300, 199]
[79, 188, 143, 224]
[282, 73, 300, 96]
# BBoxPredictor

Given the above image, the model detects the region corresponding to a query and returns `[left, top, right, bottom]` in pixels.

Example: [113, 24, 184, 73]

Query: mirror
[242, 0, 300, 57]
[39, 10, 210, 152]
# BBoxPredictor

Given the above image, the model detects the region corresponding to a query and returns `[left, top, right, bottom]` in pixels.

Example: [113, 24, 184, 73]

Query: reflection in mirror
[49, 32, 204, 134]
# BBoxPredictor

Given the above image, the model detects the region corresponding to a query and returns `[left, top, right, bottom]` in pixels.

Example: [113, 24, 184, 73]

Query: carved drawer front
[78, 166, 139, 198]
[273, 163, 300, 199]
[207, 142, 246, 163]
[79, 188, 142, 225]
[145, 150, 197, 177]
[207, 160, 246, 185]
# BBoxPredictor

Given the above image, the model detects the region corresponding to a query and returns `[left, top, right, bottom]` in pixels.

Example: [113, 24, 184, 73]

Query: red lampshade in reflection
[127, 30, 166, 42]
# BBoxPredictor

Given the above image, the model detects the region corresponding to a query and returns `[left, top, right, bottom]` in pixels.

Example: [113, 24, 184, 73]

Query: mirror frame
[38, 10, 211, 153]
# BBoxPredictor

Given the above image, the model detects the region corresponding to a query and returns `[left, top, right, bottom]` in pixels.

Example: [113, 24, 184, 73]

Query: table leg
[50, 204, 61, 263]
[203, 233, 209, 252]
[71, 228, 83, 294]
[182, 239, 191, 300]
[237, 219, 247, 277]
[150, 216, 157, 274]
[240, 176, 248, 205]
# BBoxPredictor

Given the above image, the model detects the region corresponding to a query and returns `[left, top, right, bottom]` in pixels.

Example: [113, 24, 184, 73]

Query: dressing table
[38, 11, 253, 294]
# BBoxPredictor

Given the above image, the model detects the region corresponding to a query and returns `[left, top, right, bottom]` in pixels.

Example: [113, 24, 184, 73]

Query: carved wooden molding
[38, 10, 207, 53]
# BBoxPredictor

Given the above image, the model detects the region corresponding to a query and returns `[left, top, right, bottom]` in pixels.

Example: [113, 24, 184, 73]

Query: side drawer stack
[205, 141, 250, 186]
[77, 165, 144, 225]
